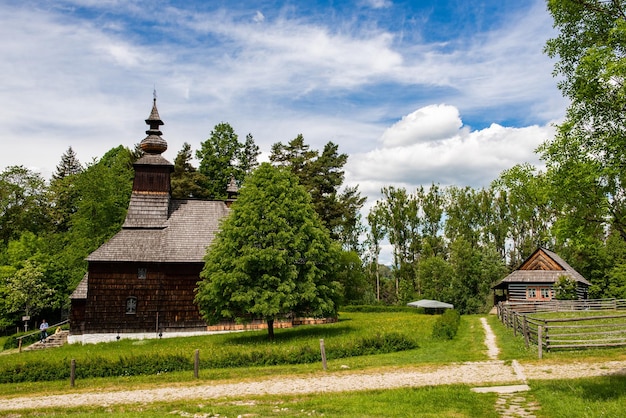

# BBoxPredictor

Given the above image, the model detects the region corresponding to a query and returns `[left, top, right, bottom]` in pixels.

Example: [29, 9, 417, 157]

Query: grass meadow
[0, 311, 625, 417]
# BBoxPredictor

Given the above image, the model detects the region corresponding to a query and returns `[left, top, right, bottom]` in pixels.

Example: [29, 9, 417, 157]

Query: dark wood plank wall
[132, 166, 171, 194]
[81, 262, 206, 334]
[70, 300, 86, 333]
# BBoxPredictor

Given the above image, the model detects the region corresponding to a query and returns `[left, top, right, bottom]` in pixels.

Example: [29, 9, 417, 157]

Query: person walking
[39, 319, 49, 343]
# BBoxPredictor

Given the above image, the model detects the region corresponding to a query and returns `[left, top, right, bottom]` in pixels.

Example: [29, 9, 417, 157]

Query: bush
[342, 305, 418, 313]
[431, 310, 461, 340]
[0, 353, 193, 384]
[329, 333, 418, 358]
[3, 333, 38, 350]
[0, 332, 418, 383]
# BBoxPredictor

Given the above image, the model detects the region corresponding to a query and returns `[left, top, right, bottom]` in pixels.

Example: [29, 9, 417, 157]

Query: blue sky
[1, 0, 565, 212]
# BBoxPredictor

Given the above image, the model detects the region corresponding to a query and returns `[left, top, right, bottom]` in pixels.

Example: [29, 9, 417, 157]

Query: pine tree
[52, 147, 82, 181]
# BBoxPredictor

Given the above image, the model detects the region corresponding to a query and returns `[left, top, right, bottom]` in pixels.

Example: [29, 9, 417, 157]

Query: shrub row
[1, 353, 191, 383]
[342, 305, 419, 313]
[0, 332, 418, 383]
[431, 310, 461, 340]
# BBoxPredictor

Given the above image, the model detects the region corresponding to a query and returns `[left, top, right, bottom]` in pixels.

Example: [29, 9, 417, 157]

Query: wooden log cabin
[492, 247, 590, 303]
[69, 99, 236, 336]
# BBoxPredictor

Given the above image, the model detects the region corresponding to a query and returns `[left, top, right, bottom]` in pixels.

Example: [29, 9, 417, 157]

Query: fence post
[537, 326, 543, 359]
[320, 339, 327, 371]
[523, 316, 529, 348]
[194, 349, 200, 379]
[513, 313, 517, 337]
[70, 359, 76, 387]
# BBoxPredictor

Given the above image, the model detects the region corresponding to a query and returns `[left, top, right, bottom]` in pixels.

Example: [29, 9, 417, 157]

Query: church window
[126, 297, 138, 314]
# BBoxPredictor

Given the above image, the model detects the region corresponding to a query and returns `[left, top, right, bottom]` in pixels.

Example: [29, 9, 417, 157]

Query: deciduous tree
[195, 163, 342, 340]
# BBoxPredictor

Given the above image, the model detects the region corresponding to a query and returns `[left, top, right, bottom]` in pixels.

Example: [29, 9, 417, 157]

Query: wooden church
[69, 99, 236, 336]
[492, 247, 591, 303]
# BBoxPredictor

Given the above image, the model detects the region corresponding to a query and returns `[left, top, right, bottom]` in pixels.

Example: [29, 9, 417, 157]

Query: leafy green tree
[417, 184, 446, 258]
[2, 260, 54, 321]
[493, 164, 553, 266]
[379, 186, 420, 299]
[195, 163, 342, 340]
[67, 146, 134, 251]
[447, 239, 507, 314]
[538, 0, 626, 292]
[554, 276, 578, 300]
[366, 202, 387, 302]
[196, 123, 259, 199]
[337, 186, 367, 253]
[542, 0, 626, 239]
[0, 166, 51, 244]
[171, 142, 209, 199]
[418, 255, 455, 302]
[335, 250, 370, 305]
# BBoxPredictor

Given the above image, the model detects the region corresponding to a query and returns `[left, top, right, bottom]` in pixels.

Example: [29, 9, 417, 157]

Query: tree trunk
[267, 318, 275, 341]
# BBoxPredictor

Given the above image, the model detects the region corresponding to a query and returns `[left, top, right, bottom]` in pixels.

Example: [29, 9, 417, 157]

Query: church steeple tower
[140, 97, 168, 155]
[123, 97, 174, 228]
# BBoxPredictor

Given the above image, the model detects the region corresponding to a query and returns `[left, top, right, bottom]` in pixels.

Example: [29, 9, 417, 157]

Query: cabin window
[527, 288, 537, 299]
[540, 288, 552, 299]
[126, 297, 138, 314]
[138, 268, 147, 279]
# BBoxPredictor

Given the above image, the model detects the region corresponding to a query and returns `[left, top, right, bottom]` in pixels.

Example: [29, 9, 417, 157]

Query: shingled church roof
[87, 199, 229, 263]
[86, 97, 231, 264]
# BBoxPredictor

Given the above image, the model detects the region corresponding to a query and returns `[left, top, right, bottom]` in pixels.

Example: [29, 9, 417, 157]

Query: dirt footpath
[1, 318, 625, 412]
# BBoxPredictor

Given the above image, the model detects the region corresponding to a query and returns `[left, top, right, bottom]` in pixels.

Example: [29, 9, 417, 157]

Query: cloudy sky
[1, 0, 565, 211]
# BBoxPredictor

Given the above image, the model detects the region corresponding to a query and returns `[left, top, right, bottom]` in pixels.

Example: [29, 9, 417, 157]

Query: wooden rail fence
[497, 299, 626, 358]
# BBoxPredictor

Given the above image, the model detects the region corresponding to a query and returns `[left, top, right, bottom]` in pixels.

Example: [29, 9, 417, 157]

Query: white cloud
[0, 0, 565, 192]
[361, 0, 393, 9]
[347, 104, 555, 200]
[253, 11, 265, 23]
[381, 104, 463, 147]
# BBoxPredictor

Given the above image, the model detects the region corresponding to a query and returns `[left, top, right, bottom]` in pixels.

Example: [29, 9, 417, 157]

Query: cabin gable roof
[492, 248, 591, 289]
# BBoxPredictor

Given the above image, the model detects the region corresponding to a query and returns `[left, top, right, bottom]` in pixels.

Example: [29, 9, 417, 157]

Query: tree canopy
[196, 123, 259, 199]
[270, 135, 365, 251]
[195, 163, 342, 340]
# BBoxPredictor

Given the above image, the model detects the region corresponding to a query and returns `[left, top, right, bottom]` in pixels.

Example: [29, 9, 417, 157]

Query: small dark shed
[492, 248, 590, 303]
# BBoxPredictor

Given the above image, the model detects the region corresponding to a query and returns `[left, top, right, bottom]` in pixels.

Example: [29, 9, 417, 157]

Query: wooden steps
[24, 330, 69, 351]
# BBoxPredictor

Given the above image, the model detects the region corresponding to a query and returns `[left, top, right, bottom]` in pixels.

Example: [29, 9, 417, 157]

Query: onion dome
[140, 98, 168, 154]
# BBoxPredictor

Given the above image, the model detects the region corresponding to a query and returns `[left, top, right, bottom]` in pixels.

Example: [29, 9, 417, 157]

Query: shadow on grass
[540, 375, 626, 401]
[578, 375, 626, 401]
[223, 323, 356, 344]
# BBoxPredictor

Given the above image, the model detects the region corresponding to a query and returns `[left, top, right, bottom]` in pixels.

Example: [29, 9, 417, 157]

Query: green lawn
[1, 312, 626, 417]
[1, 385, 501, 417]
[0, 311, 484, 396]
